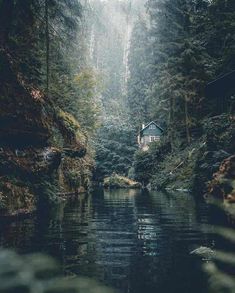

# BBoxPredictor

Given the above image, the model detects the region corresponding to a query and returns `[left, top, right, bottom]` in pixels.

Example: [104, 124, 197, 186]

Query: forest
[0, 0, 234, 293]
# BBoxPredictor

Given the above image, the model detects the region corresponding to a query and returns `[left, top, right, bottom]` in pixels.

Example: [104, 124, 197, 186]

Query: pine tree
[127, 18, 153, 127]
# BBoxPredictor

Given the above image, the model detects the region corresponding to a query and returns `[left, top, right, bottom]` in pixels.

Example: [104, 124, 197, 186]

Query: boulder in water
[190, 246, 215, 260]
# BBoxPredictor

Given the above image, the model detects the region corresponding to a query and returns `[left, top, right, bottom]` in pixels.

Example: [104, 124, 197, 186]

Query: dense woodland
[0, 0, 235, 292]
[0, 0, 234, 208]
[0, 0, 234, 212]
[128, 0, 235, 195]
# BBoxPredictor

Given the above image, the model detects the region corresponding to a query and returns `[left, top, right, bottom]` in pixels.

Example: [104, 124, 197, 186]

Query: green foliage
[203, 114, 235, 153]
[128, 0, 235, 193]
[193, 114, 235, 194]
[73, 69, 102, 133]
[56, 109, 87, 146]
[133, 138, 171, 186]
[133, 149, 154, 186]
[0, 249, 116, 293]
[63, 169, 81, 189]
[128, 0, 235, 147]
[127, 19, 153, 126]
[201, 204, 235, 293]
[93, 122, 137, 181]
[0, 0, 97, 209]
[87, 0, 130, 119]
[103, 173, 141, 189]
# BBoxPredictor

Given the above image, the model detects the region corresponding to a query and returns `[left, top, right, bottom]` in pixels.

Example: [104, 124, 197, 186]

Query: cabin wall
[142, 128, 162, 136]
[142, 135, 160, 144]
[138, 124, 163, 151]
[143, 136, 150, 144]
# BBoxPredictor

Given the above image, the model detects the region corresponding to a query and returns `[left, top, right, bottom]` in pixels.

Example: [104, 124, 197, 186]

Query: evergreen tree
[129, 0, 235, 147]
[127, 18, 153, 127]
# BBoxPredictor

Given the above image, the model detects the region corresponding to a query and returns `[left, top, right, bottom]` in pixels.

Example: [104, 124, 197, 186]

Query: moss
[56, 109, 87, 147]
[104, 174, 141, 189]
[0, 50, 95, 216]
[58, 144, 94, 193]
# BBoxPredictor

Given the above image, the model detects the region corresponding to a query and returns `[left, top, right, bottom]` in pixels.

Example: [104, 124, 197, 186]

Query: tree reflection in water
[0, 189, 217, 293]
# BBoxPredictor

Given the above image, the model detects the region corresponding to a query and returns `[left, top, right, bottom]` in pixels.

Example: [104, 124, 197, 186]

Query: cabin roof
[139, 121, 164, 134]
[205, 70, 235, 98]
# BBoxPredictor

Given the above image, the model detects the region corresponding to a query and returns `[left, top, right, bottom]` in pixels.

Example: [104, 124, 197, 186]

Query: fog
[85, 0, 146, 122]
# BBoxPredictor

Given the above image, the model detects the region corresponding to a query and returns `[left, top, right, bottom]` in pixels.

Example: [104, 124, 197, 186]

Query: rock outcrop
[207, 155, 235, 202]
[104, 174, 141, 189]
[0, 49, 93, 216]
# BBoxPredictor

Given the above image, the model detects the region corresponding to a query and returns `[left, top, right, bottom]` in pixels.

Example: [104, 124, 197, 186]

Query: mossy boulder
[55, 109, 87, 152]
[104, 174, 141, 189]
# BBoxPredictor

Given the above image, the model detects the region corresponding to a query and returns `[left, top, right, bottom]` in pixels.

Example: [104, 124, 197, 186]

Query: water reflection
[0, 189, 215, 293]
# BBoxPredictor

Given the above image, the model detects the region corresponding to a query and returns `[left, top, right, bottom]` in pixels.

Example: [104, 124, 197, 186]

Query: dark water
[0, 189, 216, 293]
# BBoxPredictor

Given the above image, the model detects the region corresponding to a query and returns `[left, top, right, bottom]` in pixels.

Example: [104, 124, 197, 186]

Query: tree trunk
[168, 94, 174, 150]
[185, 97, 190, 144]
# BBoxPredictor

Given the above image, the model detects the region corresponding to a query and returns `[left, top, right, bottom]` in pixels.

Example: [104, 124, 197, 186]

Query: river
[0, 189, 217, 293]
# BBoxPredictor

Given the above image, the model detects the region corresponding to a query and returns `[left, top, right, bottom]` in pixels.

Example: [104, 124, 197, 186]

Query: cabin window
[150, 136, 160, 142]
[149, 124, 156, 129]
[155, 136, 160, 141]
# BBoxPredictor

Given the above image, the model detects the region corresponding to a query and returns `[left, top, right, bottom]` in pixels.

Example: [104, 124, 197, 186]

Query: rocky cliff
[0, 49, 93, 216]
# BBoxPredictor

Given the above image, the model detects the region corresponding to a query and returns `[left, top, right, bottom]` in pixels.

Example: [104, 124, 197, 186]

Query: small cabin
[137, 121, 163, 151]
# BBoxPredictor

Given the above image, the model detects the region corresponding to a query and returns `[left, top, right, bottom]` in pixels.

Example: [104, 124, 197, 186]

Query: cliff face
[207, 155, 235, 202]
[0, 50, 93, 216]
[0, 50, 51, 148]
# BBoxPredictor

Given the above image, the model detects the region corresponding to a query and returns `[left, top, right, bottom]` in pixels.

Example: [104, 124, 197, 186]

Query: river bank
[132, 114, 235, 200]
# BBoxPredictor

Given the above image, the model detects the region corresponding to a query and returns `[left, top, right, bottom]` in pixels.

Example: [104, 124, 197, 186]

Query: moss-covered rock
[59, 148, 94, 194]
[53, 109, 93, 194]
[104, 174, 141, 189]
[55, 109, 87, 152]
[0, 50, 94, 216]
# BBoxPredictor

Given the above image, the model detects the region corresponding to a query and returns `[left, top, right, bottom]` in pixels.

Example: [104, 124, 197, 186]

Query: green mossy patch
[55, 109, 87, 148]
[104, 174, 141, 189]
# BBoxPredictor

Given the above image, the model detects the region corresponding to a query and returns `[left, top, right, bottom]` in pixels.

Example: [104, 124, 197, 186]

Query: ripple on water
[0, 189, 216, 293]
